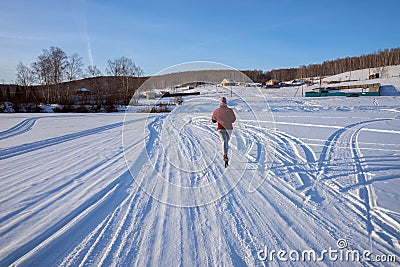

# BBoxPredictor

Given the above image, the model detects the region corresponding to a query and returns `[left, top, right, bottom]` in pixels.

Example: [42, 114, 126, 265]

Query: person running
[212, 97, 236, 167]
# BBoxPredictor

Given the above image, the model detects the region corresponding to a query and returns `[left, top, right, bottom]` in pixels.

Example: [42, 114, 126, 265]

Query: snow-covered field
[1, 71, 400, 266]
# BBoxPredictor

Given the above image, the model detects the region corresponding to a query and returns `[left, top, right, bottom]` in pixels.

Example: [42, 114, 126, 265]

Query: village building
[220, 78, 237, 86]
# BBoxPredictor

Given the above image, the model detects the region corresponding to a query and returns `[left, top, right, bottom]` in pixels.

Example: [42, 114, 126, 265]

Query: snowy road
[1, 94, 399, 266]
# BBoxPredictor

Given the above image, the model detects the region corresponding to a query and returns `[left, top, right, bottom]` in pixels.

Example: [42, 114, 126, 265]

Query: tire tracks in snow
[298, 118, 399, 251]
[0, 117, 146, 266]
[2, 148, 129, 266]
[57, 116, 162, 266]
[241, 118, 399, 257]
[0, 129, 120, 207]
[0, 117, 39, 141]
[0, 114, 95, 142]
[346, 121, 400, 250]
[224, 117, 399, 262]
[5, 113, 398, 266]
[0, 122, 123, 160]
[0, 117, 146, 160]
[118, 115, 237, 265]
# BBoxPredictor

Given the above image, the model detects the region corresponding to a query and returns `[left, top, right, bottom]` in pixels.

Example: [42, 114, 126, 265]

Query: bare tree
[106, 56, 138, 77]
[65, 53, 84, 81]
[16, 62, 36, 87]
[106, 58, 121, 77]
[32, 56, 50, 85]
[31, 56, 52, 102]
[45, 46, 68, 85]
[85, 65, 102, 77]
[135, 66, 145, 77]
[16, 62, 37, 101]
[31, 46, 68, 103]
[106, 56, 142, 104]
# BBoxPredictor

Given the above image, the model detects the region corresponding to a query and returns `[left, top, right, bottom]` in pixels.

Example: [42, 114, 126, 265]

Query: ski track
[0, 117, 39, 141]
[0, 114, 103, 143]
[306, 118, 400, 253]
[1, 112, 399, 266]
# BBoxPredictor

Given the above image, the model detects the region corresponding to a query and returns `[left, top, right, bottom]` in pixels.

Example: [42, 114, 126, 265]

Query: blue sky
[1, 0, 399, 82]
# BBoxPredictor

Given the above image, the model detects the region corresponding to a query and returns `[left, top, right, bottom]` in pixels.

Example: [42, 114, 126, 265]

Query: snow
[1, 67, 400, 266]
[0, 102, 15, 113]
[309, 65, 400, 97]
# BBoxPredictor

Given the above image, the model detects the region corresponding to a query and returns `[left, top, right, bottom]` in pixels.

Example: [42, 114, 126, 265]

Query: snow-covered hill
[323, 65, 400, 83]
[0, 75, 399, 266]
[263, 65, 400, 98]
[322, 65, 400, 96]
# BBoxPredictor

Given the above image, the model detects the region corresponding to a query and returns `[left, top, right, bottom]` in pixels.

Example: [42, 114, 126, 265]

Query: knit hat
[219, 97, 227, 104]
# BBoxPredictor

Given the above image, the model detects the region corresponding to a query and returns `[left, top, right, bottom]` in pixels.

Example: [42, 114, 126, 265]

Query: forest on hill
[1, 47, 399, 111]
[243, 47, 400, 83]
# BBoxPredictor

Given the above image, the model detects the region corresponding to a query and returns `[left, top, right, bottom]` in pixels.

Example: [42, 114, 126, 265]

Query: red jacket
[212, 105, 236, 130]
